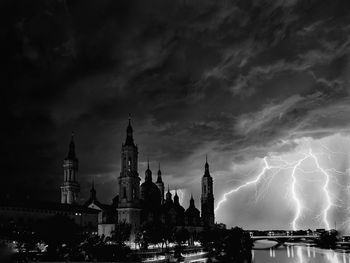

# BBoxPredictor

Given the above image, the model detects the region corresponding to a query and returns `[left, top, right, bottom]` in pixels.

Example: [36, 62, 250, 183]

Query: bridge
[251, 235, 319, 248]
[252, 234, 319, 240]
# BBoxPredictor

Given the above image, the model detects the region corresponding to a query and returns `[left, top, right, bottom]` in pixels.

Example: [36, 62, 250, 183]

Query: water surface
[253, 245, 350, 263]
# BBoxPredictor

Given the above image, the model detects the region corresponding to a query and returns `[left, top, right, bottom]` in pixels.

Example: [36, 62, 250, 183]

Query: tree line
[0, 215, 254, 262]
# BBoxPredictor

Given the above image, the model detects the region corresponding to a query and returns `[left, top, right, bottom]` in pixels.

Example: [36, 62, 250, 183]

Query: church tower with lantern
[61, 133, 80, 204]
[116, 117, 142, 233]
[201, 156, 215, 226]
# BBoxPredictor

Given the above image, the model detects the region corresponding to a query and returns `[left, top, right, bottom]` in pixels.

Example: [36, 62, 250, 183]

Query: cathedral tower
[201, 156, 215, 226]
[156, 163, 165, 204]
[116, 117, 141, 232]
[61, 133, 80, 204]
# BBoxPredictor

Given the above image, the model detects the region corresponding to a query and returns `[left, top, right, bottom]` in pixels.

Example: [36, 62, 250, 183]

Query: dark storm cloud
[3, 0, 350, 215]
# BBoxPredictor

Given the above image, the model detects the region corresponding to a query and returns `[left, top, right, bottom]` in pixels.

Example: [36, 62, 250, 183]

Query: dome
[174, 192, 185, 214]
[185, 196, 200, 219]
[140, 181, 161, 208]
[185, 205, 200, 217]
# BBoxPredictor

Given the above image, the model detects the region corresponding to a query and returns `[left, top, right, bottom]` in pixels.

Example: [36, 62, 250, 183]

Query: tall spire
[204, 154, 210, 177]
[83, 176, 102, 207]
[66, 132, 77, 160]
[61, 132, 80, 204]
[201, 154, 215, 226]
[145, 159, 152, 182]
[156, 162, 163, 183]
[174, 189, 180, 205]
[190, 193, 195, 207]
[90, 177, 96, 200]
[155, 162, 165, 204]
[125, 114, 134, 146]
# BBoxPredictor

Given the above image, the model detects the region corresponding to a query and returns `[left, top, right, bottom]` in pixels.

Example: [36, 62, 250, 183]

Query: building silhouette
[84, 117, 216, 237]
[60, 133, 80, 204]
[115, 117, 142, 235]
[0, 117, 217, 240]
[201, 155, 215, 226]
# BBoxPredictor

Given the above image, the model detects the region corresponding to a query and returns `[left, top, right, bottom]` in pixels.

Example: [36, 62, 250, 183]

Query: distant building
[0, 200, 98, 231]
[0, 136, 97, 233]
[84, 180, 117, 237]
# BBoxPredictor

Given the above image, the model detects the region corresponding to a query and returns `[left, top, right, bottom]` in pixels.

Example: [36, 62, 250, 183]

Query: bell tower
[61, 133, 80, 204]
[201, 155, 215, 226]
[116, 116, 141, 235]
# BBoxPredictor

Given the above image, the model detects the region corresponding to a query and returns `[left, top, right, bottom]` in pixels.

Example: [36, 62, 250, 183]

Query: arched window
[132, 188, 136, 199]
[128, 158, 132, 171]
[123, 187, 127, 199]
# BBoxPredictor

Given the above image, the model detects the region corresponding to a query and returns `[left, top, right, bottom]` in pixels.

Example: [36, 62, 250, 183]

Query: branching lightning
[290, 154, 309, 230]
[309, 149, 332, 230]
[215, 157, 271, 213]
[215, 145, 336, 230]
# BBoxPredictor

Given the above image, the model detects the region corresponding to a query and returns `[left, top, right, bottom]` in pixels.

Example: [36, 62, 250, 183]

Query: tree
[200, 226, 253, 262]
[0, 242, 13, 263]
[36, 215, 82, 247]
[159, 222, 175, 249]
[317, 230, 338, 249]
[138, 221, 162, 249]
[221, 227, 253, 262]
[175, 227, 189, 245]
[111, 221, 132, 245]
[35, 215, 83, 261]
[81, 224, 135, 262]
[199, 225, 226, 255]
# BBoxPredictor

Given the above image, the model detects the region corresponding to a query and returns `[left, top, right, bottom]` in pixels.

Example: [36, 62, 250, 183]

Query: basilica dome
[140, 166, 161, 208]
[185, 195, 201, 226]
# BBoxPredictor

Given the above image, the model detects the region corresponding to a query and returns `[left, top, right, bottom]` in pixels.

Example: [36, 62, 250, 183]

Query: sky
[3, 0, 350, 232]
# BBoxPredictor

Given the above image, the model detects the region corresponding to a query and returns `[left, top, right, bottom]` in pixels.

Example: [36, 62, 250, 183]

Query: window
[128, 158, 131, 171]
[132, 188, 136, 199]
[123, 187, 127, 199]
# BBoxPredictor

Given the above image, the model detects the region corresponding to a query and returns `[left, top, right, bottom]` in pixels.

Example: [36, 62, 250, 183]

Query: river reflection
[252, 246, 350, 263]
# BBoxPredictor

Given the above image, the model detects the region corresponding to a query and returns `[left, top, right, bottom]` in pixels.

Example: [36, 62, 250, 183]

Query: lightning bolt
[309, 149, 332, 230]
[214, 157, 271, 213]
[215, 147, 334, 230]
[290, 154, 309, 230]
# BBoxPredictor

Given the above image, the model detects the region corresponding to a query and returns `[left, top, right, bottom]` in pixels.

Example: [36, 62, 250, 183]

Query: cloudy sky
[3, 0, 350, 232]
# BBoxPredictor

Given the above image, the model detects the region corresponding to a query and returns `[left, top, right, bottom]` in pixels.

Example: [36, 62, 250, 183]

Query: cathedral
[60, 118, 215, 238]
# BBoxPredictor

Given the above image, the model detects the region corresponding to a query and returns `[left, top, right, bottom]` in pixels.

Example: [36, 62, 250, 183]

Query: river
[143, 243, 350, 263]
[252, 245, 350, 263]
